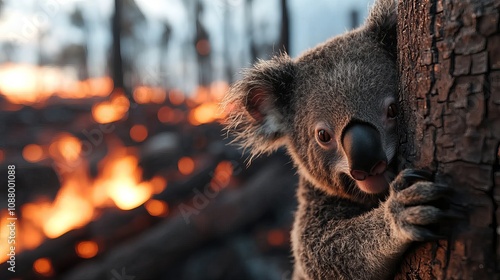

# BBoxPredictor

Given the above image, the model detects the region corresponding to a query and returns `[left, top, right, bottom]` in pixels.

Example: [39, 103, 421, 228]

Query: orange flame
[0, 140, 165, 261]
[178, 157, 195, 175]
[22, 165, 95, 239]
[49, 133, 82, 162]
[0, 63, 112, 105]
[133, 86, 166, 104]
[0, 77, 235, 263]
[130, 125, 148, 142]
[33, 258, 54, 277]
[185, 82, 229, 125]
[168, 89, 185, 105]
[210, 161, 233, 191]
[145, 199, 169, 217]
[188, 103, 221, 126]
[75, 241, 99, 259]
[92, 90, 130, 124]
[150, 176, 167, 194]
[157, 106, 184, 124]
[43, 180, 94, 238]
[93, 145, 156, 210]
[22, 144, 45, 163]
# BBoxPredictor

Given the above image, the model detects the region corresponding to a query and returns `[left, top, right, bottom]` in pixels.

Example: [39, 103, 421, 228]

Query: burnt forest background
[0, 0, 373, 279]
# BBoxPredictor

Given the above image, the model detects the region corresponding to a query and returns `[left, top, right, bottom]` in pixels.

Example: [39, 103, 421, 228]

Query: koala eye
[387, 103, 398, 118]
[315, 124, 336, 149]
[317, 129, 332, 143]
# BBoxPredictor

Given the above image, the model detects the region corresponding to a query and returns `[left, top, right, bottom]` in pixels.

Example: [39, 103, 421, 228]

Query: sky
[0, 0, 373, 91]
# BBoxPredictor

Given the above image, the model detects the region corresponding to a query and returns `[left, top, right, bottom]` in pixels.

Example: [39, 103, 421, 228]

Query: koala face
[224, 2, 398, 203]
[288, 33, 398, 199]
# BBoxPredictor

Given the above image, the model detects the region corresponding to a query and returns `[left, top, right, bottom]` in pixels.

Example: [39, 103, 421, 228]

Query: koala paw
[385, 169, 455, 242]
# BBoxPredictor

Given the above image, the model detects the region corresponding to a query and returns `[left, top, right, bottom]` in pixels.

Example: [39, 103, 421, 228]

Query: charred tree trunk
[112, 0, 125, 91]
[245, 0, 258, 62]
[396, 0, 500, 279]
[223, 0, 234, 84]
[279, 0, 290, 54]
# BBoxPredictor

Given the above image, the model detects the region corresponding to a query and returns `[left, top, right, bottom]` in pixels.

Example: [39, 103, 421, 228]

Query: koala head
[224, 0, 398, 203]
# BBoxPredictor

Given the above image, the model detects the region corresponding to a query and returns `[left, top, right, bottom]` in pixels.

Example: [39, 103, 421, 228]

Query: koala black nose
[341, 123, 388, 181]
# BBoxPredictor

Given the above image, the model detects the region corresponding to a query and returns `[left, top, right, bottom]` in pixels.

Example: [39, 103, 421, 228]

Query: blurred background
[0, 0, 372, 279]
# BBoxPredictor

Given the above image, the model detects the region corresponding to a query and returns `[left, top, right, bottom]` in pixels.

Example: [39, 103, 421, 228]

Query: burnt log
[0, 153, 223, 279]
[62, 158, 296, 280]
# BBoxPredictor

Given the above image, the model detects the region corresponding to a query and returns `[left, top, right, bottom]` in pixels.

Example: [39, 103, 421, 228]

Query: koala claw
[404, 169, 433, 181]
[387, 169, 452, 242]
[396, 181, 451, 205]
[391, 169, 434, 191]
[406, 227, 445, 242]
[395, 205, 447, 241]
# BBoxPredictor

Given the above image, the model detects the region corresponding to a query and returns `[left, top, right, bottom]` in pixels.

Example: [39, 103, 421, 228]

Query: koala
[223, 0, 452, 279]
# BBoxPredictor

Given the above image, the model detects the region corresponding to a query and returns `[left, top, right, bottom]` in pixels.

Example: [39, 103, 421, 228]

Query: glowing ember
[19, 218, 45, 251]
[0, 205, 46, 261]
[178, 157, 195, 175]
[104, 179, 153, 211]
[145, 199, 169, 217]
[43, 177, 95, 239]
[22, 144, 45, 163]
[94, 147, 155, 210]
[267, 230, 286, 246]
[2, 141, 159, 258]
[157, 106, 184, 124]
[133, 86, 167, 104]
[214, 161, 233, 186]
[210, 161, 234, 191]
[188, 103, 221, 125]
[0, 211, 14, 263]
[168, 89, 185, 105]
[157, 106, 173, 123]
[150, 176, 167, 194]
[0, 78, 233, 262]
[33, 258, 53, 277]
[130, 124, 148, 142]
[17, 164, 91, 240]
[75, 241, 99, 259]
[49, 133, 82, 162]
[92, 90, 130, 124]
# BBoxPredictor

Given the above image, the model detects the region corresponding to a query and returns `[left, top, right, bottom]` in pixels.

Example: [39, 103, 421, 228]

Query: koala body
[224, 0, 450, 279]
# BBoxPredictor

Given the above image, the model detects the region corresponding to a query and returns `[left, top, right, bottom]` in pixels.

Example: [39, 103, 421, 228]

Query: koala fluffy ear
[223, 54, 295, 158]
[365, 0, 398, 56]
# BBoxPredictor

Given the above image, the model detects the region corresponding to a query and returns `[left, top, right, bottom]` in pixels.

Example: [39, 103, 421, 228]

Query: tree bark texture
[397, 0, 500, 279]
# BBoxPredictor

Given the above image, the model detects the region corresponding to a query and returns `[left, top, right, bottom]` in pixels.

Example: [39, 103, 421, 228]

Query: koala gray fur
[223, 0, 450, 279]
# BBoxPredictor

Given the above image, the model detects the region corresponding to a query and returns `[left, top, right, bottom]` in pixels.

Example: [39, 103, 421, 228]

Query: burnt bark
[396, 0, 500, 279]
[112, 0, 125, 91]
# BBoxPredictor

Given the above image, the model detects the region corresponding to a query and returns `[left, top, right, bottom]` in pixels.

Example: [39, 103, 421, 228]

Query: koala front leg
[292, 169, 452, 280]
[385, 169, 452, 242]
